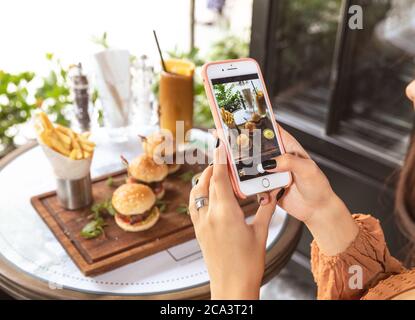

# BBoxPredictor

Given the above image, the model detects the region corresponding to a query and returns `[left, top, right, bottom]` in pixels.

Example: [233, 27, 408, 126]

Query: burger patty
[116, 207, 156, 225]
[149, 181, 163, 194]
[130, 179, 164, 195]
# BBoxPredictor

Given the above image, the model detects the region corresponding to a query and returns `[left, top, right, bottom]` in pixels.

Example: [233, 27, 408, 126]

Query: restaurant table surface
[0, 128, 301, 299]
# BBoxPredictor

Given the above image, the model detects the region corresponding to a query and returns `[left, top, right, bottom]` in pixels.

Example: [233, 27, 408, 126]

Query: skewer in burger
[141, 132, 181, 175]
[126, 154, 168, 199]
[112, 183, 160, 232]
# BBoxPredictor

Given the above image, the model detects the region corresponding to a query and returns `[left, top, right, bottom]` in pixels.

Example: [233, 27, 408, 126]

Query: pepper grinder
[130, 55, 155, 128]
[71, 63, 91, 132]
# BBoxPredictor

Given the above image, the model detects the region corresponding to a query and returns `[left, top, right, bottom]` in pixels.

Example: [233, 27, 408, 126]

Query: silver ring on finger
[195, 196, 209, 211]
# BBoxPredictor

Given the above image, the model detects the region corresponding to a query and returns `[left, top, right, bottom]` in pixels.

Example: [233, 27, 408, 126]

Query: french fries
[34, 112, 95, 160]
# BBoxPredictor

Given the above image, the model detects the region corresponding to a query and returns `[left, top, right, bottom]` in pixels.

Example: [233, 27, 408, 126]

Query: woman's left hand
[189, 140, 280, 300]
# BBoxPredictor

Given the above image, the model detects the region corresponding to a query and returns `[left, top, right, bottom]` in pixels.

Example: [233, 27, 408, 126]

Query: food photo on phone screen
[212, 73, 281, 181]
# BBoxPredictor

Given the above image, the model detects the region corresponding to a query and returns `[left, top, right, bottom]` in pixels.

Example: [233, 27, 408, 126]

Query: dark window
[250, 0, 415, 175]
[336, 0, 415, 162]
[270, 0, 341, 126]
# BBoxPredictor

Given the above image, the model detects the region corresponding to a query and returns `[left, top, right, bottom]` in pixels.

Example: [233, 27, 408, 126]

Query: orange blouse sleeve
[310, 214, 405, 300]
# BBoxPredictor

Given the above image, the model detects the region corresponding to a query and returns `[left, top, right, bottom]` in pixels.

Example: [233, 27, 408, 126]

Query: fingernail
[209, 161, 213, 166]
[276, 188, 286, 201]
[195, 178, 199, 185]
[257, 159, 277, 173]
[258, 197, 264, 205]
[215, 138, 220, 148]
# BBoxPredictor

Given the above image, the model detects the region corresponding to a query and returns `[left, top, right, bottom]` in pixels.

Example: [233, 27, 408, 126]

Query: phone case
[201, 58, 291, 199]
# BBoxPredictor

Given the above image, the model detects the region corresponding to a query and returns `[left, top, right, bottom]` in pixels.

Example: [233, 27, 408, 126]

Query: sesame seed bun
[115, 207, 160, 232]
[142, 132, 176, 158]
[112, 183, 156, 216]
[129, 154, 168, 183]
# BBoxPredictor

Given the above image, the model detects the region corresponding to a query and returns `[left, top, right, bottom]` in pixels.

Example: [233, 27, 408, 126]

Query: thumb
[263, 153, 317, 182]
[253, 188, 280, 241]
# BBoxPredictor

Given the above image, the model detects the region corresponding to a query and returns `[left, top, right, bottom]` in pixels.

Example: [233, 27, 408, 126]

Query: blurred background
[1, 0, 415, 299]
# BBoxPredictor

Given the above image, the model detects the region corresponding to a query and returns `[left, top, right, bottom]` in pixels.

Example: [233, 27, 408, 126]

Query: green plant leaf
[80, 218, 105, 239]
[176, 204, 189, 215]
[106, 202, 116, 216]
[106, 177, 114, 187]
[91, 32, 110, 49]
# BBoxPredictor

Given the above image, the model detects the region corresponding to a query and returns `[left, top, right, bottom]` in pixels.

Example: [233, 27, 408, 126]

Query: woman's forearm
[210, 282, 260, 300]
[304, 194, 359, 256]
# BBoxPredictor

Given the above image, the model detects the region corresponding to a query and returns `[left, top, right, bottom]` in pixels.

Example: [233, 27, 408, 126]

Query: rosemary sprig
[176, 203, 189, 215]
[156, 199, 169, 213]
[106, 176, 114, 187]
[179, 171, 194, 182]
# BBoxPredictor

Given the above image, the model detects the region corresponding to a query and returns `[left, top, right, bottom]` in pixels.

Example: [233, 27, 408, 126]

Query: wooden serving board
[30, 163, 259, 276]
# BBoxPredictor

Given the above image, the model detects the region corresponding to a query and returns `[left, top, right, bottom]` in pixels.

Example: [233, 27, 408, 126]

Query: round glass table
[0, 131, 302, 299]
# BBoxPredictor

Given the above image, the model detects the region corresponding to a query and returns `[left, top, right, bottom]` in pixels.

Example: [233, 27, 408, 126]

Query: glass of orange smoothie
[159, 59, 195, 143]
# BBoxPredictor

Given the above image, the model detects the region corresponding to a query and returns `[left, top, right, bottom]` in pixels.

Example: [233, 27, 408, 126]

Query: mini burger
[141, 132, 181, 175]
[112, 183, 160, 232]
[128, 154, 168, 199]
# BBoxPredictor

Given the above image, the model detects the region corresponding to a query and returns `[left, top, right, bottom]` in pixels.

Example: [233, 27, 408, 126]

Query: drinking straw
[251, 81, 258, 96]
[138, 134, 147, 142]
[239, 91, 247, 110]
[153, 30, 168, 73]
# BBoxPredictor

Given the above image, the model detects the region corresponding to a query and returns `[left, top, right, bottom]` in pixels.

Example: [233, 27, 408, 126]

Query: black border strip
[211, 73, 259, 85]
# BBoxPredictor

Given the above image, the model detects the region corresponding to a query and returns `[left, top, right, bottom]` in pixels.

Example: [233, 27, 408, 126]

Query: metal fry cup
[56, 175, 93, 210]
[38, 143, 94, 211]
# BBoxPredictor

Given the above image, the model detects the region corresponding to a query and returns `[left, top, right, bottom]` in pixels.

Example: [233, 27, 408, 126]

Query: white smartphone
[202, 58, 291, 198]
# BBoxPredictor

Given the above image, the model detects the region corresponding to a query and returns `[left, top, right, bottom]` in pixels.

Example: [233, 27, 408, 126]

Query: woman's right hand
[407, 80, 415, 107]
[262, 128, 334, 223]
[264, 127, 359, 256]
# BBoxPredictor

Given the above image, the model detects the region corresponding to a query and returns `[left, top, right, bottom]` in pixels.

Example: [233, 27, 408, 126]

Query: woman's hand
[189, 140, 280, 300]
[407, 80, 415, 107]
[262, 127, 359, 256]
[260, 128, 333, 223]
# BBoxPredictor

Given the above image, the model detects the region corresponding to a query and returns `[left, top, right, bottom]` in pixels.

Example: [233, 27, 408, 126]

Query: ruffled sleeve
[311, 214, 404, 300]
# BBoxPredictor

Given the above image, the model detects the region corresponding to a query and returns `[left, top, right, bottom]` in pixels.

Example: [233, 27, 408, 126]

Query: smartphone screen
[211, 73, 281, 181]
